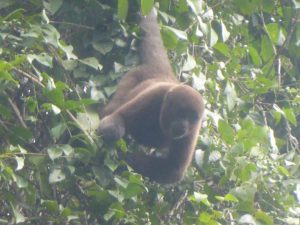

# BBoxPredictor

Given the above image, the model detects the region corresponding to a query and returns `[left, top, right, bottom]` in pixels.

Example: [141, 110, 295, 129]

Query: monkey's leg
[125, 131, 199, 184]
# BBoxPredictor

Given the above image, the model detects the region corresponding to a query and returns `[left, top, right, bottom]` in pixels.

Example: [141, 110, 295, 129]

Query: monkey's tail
[140, 9, 173, 74]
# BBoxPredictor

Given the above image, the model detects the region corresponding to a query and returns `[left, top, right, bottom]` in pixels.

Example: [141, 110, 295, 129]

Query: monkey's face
[160, 85, 204, 140]
[167, 110, 200, 139]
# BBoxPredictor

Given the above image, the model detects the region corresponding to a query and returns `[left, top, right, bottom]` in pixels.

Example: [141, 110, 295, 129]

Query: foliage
[0, 0, 300, 224]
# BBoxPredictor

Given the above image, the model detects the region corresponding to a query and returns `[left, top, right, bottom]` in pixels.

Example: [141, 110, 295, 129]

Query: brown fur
[99, 9, 204, 184]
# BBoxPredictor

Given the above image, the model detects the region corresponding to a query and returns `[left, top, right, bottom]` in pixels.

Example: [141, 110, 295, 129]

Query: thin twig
[49, 20, 95, 30]
[6, 93, 27, 128]
[66, 110, 95, 144]
[260, 8, 300, 86]
[163, 191, 188, 224]
[13, 68, 45, 88]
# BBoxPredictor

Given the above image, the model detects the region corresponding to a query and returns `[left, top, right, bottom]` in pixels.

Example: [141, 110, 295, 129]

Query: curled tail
[140, 9, 173, 74]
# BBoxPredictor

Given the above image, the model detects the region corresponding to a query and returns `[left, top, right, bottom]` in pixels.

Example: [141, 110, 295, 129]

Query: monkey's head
[160, 85, 204, 140]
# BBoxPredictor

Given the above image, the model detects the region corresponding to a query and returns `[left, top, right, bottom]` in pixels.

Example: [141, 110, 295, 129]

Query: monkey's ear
[98, 114, 125, 142]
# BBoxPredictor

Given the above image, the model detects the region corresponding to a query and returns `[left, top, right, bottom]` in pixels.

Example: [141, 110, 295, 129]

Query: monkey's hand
[98, 114, 125, 142]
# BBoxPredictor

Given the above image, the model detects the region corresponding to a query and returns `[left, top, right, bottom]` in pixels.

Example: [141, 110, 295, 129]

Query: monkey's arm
[103, 65, 173, 116]
[125, 124, 201, 184]
[99, 82, 173, 141]
[102, 66, 147, 116]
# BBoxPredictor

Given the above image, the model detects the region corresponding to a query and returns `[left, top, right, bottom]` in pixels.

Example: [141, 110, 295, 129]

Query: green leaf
[27, 53, 53, 68]
[11, 126, 32, 141]
[47, 147, 63, 160]
[91, 85, 106, 101]
[61, 59, 78, 71]
[141, 0, 154, 15]
[61, 144, 74, 156]
[199, 212, 214, 223]
[277, 166, 290, 176]
[266, 23, 285, 46]
[43, 87, 65, 108]
[163, 26, 188, 40]
[283, 108, 297, 126]
[238, 162, 257, 182]
[78, 57, 102, 70]
[117, 139, 127, 152]
[105, 157, 119, 172]
[58, 43, 77, 60]
[43, 0, 63, 14]
[15, 175, 28, 188]
[193, 192, 209, 205]
[215, 194, 239, 202]
[224, 194, 239, 202]
[218, 120, 234, 145]
[0, 71, 18, 84]
[273, 104, 297, 126]
[124, 183, 144, 199]
[186, 0, 203, 14]
[28, 155, 46, 167]
[248, 46, 262, 66]
[41, 200, 59, 213]
[261, 36, 275, 62]
[161, 27, 179, 49]
[208, 24, 218, 47]
[255, 210, 274, 225]
[231, 184, 257, 203]
[104, 203, 125, 221]
[208, 150, 221, 162]
[49, 169, 66, 183]
[0, 60, 12, 71]
[233, 0, 260, 15]
[224, 82, 237, 111]
[214, 42, 230, 57]
[51, 123, 67, 140]
[11, 204, 26, 224]
[42, 103, 61, 114]
[118, 0, 128, 19]
[64, 100, 83, 111]
[239, 214, 257, 224]
[51, 104, 61, 114]
[220, 20, 230, 42]
[292, 0, 300, 8]
[15, 156, 24, 171]
[273, 111, 282, 124]
[182, 53, 196, 71]
[128, 173, 144, 185]
[77, 111, 101, 132]
[60, 207, 72, 218]
[261, 0, 275, 13]
[92, 41, 114, 55]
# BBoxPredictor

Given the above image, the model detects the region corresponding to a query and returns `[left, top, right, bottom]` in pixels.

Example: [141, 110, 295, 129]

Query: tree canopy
[0, 0, 300, 224]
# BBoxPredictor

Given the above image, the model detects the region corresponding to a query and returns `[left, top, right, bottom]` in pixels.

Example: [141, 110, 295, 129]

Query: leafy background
[0, 0, 300, 224]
